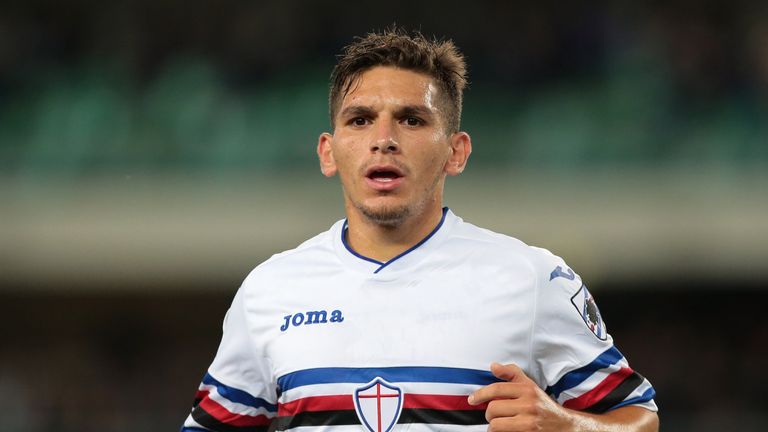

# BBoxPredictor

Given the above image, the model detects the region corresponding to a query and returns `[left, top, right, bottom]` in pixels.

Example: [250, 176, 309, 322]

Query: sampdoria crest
[353, 377, 403, 432]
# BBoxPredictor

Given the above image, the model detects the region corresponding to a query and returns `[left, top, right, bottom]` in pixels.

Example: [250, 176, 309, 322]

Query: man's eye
[351, 117, 368, 126]
[404, 117, 421, 126]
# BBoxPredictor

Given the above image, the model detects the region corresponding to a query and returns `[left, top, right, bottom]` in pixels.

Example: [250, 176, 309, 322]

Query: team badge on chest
[353, 377, 403, 432]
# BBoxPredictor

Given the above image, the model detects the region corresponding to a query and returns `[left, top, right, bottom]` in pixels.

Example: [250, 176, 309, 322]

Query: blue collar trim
[341, 207, 449, 274]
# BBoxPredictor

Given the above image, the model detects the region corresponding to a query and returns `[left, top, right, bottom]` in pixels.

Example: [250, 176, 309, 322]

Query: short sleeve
[530, 251, 657, 413]
[182, 287, 278, 431]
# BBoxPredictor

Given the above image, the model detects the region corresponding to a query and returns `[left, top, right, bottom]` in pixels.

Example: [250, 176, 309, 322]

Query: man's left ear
[445, 131, 472, 176]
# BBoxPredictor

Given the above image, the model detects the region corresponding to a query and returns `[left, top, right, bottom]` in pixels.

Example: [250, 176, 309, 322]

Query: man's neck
[344, 205, 445, 263]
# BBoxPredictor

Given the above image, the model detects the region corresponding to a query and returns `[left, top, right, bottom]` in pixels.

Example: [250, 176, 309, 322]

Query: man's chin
[356, 202, 411, 228]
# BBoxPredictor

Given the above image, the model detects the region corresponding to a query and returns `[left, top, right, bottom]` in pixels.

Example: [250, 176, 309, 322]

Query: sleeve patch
[570, 284, 607, 340]
[549, 265, 576, 281]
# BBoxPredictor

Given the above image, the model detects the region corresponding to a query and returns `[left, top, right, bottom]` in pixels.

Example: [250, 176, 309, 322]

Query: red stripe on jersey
[198, 391, 273, 427]
[279, 393, 487, 416]
[279, 395, 355, 416]
[404, 394, 487, 411]
[562, 367, 634, 411]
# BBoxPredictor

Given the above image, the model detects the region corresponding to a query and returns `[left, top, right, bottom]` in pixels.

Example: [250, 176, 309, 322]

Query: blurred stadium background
[1, 1, 767, 431]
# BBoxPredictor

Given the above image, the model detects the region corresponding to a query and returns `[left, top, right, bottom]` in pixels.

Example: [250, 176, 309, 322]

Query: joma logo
[280, 309, 344, 332]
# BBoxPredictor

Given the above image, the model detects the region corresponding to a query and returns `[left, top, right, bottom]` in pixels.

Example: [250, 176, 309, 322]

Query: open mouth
[365, 166, 404, 183]
[368, 170, 402, 182]
[364, 165, 405, 189]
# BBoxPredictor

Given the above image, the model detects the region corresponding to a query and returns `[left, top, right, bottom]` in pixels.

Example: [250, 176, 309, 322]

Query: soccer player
[182, 29, 659, 432]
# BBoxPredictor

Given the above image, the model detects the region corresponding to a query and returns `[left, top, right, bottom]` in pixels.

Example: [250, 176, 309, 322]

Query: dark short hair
[329, 28, 468, 133]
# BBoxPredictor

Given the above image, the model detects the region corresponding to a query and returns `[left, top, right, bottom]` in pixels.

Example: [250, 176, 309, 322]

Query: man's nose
[370, 119, 400, 154]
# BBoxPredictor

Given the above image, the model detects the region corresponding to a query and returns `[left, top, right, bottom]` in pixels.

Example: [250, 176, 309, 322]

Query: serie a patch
[570, 284, 607, 340]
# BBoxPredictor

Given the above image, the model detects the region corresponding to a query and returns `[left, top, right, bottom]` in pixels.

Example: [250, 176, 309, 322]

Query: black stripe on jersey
[271, 408, 487, 430]
[191, 406, 270, 432]
[586, 371, 646, 414]
[271, 410, 359, 429]
[399, 408, 487, 425]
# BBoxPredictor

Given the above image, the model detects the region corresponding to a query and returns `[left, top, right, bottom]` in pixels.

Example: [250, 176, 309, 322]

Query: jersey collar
[334, 207, 456, 276]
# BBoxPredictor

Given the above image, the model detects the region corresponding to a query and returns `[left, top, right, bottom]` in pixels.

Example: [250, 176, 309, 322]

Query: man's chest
[252, 270, 536, 379]
[246, 263, 537, 431]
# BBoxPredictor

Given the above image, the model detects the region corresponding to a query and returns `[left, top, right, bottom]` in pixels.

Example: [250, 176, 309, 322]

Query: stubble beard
[351, 171, 443, 229]
[355, 200, 412, 228]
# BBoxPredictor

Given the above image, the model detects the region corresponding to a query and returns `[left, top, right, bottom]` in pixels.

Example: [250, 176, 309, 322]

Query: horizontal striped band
[279, 393, 486, 416]
[546, 346, 624, 398]
[202, 373, 277, 412]
[277, 366, 501, 392]
[609, 386, 656, 411]
[272, 407, 487, 430]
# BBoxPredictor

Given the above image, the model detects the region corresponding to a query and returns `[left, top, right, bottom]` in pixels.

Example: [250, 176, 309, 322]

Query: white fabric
[184, 209, 656, 431]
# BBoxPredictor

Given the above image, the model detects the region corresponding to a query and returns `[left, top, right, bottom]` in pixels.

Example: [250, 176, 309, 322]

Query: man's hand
[468, 362, 573, 431]
[468, 363, 659, 432]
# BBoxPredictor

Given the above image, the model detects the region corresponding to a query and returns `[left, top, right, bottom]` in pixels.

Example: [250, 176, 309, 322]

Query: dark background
[1, 1, 767, 431]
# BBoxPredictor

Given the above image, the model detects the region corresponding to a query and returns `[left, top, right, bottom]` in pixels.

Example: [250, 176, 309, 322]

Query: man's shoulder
[241, 219, 344, 284]
[450, 214, 572, 277]
[451, 216, 553, 259]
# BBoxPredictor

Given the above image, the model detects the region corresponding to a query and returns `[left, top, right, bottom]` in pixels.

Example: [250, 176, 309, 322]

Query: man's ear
[317, 132, 337, 177]
[444, 131, 472, 176]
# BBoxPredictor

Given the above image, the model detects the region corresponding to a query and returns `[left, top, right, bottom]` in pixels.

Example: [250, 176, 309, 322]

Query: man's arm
[181, 287, 277, 431]
[468, 363, 659, 432]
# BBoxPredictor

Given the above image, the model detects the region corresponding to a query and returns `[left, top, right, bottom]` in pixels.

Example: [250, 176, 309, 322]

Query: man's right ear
[317, 132, 337, 177]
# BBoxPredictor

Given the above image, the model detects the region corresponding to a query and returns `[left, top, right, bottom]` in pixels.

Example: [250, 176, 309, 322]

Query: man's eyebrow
[395, 105, 436, 118]
[339, 105, 377, 118]
[338, 104, 437, 123]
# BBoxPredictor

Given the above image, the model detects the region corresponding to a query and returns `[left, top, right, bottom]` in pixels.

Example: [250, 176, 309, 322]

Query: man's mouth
[368, 170, 401, 182]
[364, 165, 405, 189]
[366, 165, 404, 181]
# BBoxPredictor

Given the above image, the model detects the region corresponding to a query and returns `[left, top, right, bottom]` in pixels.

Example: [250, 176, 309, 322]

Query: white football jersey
[182, 209, 657, 432]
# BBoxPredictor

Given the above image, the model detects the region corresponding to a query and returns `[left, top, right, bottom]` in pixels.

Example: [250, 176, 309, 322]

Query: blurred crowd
[2, 1, 768, 93]
[1, 1, 767, 175]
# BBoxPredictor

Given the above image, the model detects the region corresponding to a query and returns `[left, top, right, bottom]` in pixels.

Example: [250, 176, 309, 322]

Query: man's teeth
[375, 177, 393, 182]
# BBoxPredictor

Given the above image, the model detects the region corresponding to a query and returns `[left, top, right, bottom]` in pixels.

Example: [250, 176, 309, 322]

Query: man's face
[317, 66, 469, 227]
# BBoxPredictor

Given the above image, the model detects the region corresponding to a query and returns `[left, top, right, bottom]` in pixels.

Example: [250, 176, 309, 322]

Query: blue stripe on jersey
[545, 346, 624, 398]
[608, 387, 657, 411]
[202, 373, 277, 412]
[180, 428, 210, 432]
[277, 365, 502, 392]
